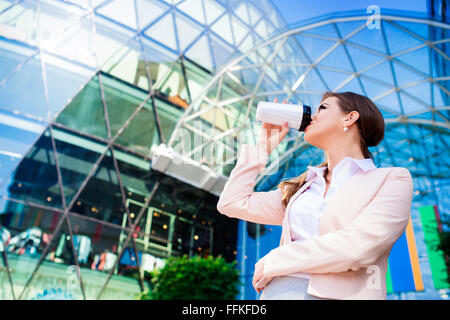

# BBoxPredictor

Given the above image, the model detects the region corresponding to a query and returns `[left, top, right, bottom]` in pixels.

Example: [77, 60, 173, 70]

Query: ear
[345, 111, 360, 126]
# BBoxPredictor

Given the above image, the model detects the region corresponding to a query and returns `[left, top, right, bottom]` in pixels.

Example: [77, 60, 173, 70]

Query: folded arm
[216, 144, 285, 226]
[260, 168, 414, 277]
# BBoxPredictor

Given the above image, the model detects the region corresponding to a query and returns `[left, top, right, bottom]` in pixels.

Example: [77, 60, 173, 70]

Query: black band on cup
[298, 105, 311, 131]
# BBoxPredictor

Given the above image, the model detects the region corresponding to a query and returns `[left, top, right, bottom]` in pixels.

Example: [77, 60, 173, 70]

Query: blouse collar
[306, 156, 377, 182]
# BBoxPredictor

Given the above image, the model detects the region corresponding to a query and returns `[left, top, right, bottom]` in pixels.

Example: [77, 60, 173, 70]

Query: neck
[324, 144, 365, 180]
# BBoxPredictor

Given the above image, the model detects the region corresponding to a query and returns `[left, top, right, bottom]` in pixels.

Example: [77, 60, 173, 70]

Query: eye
[318, 105, 326, 111]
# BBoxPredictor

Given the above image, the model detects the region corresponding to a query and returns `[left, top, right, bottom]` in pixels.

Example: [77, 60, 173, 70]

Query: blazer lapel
[317, 168, 386, 235]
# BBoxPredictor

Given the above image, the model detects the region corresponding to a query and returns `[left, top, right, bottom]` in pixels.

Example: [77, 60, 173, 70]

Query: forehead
[320, 96, 340, 105]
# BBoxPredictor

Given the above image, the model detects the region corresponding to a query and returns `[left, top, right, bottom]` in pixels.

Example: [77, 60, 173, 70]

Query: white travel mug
[255, 101, 312, 131]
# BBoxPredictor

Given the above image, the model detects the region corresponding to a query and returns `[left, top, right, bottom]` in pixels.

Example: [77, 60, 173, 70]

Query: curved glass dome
[0, 0, 286, 193]
[167, 10, 450, 214]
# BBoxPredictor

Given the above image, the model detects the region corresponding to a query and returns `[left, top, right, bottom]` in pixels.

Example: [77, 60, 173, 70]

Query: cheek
[305, 120, 337, 142]
[317, 117, 340, 133]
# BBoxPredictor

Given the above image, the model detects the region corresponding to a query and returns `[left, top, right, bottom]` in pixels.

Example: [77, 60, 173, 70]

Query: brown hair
[278, 91, 385, 207]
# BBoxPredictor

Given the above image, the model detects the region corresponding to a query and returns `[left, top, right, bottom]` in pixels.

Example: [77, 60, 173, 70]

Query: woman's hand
[258, 98, 290, 156]
[253, 259, 265, 294]
[253, 256, 273, 294]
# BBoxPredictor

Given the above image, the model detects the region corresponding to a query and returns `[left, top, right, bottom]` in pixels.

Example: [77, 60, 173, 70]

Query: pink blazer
[217, 144, 414, 300]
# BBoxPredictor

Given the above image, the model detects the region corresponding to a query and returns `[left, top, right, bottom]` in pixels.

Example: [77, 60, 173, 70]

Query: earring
[343, 126, 348, 132]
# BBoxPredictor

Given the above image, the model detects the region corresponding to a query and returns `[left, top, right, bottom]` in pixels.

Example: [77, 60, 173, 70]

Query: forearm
[217, 144, 284, 225]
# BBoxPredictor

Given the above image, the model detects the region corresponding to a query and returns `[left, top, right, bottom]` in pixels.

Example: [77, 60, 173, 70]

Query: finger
[263, 122, 282, 129]
[280, 122, 289, 137]
[279, 127, 289, 142]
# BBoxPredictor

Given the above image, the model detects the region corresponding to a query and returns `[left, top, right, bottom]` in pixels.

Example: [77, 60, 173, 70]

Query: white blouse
[288, 156, 377, 280]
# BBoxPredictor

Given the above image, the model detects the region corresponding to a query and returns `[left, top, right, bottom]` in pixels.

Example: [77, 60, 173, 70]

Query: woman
[216, 91, 413, 300]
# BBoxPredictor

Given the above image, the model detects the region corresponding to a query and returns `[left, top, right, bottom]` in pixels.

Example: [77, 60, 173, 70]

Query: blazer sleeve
[216, 144, 285, 226]
[260, 167, 414, 277]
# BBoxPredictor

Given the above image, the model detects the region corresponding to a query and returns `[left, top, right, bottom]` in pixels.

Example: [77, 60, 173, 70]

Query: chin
[304, 133, 320, 148]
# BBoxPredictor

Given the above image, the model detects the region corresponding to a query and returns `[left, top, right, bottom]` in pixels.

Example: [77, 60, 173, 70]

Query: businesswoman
[216, 91, 414, 300]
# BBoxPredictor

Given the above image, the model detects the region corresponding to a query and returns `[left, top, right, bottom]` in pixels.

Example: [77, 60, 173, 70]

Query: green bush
[137, 254, 241, 300]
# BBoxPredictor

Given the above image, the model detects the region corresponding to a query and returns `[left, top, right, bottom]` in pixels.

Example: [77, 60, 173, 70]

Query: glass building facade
[0, 0, 286, 300]
[0, 0, 449, 300]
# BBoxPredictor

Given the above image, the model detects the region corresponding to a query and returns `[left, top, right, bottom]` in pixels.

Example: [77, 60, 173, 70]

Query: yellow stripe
[405, 217, 424, 291]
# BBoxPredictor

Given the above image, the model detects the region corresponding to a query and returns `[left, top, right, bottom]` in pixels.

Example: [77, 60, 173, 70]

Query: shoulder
[368, 167, 413, 187]
[374, 166, 412, 177]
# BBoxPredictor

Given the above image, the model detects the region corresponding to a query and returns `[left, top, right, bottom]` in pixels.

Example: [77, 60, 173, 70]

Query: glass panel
[136, 0, 168, 30]
[97, 0, 137, 30]
[209, 33, 234, 69]
[37, 4, 96, 68]
[174, 13, 203, 52]
[107, 47, 141, 86]
[55, 75, 108, 140]
[255, 20, 268, 39]
[360, 76, 392, 99]
[0, 39, 36, 81]
[69, 148, 126, 227]
[158, 63, 190, 104]
[234, 3, 250, 25]
[338, 78, 364, 95]
[247, 3, 261, 25]
[4, 129, 63, 209]
[0, 1, 38, 43]
[345, 44, 384, 72]
[0, 53, 47, 120]
[176, 0, 205, 24]
[317, 68, 352, 92]
[392, 61, 425, 87]
[384, 22, 424, 55]
[94, 26, 130, 71]
[101, 74, 144, 138]
[231, 15, 248, 45]
[185, 35, 213, 70]
[115, 102, 159, 156]
[144, 13, 177, 50]
[0, 110, 44, 195]
[43, 53, 94, 121]
[52, 127, 106, 207]
[116, 98, 181, 156]
[113, 147, 155, 198]
[319, 45, 353, 72]
[203, 0, 225, 25]
[361, 61, 395, 86]
[374, 91, 402, 114]
[210, 14, 233, 44]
